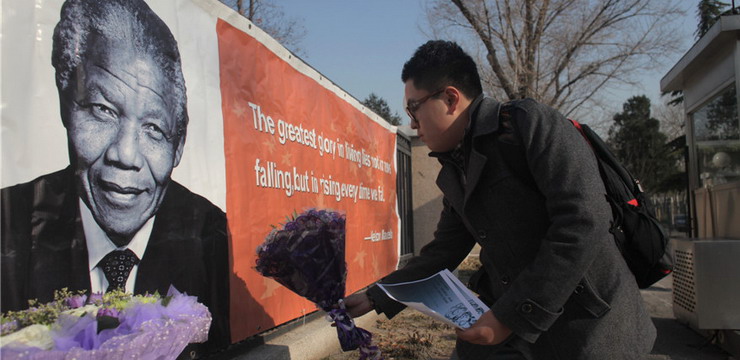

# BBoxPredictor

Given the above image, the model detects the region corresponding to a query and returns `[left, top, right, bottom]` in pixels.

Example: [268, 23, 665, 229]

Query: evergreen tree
[666, 1, 731, 107]
[705, 86, 739, 140]
[362, 93, 402, 126]
[608, 96, 681, 192]
[696, 0, 729, 39]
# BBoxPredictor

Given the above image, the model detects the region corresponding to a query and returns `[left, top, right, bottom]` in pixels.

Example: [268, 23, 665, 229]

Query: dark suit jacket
[368, 97, 656, 359]
[1, 167, 230, 356]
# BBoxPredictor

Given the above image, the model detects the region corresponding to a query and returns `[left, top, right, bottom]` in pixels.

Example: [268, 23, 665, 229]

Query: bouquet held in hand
[255, 209, 382, 360]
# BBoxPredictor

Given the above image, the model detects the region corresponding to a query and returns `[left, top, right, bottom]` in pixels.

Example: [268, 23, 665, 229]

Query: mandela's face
[63, 34, 184, 241]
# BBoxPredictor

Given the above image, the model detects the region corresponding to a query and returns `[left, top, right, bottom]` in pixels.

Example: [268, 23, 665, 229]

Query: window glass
[693, 85, 738, 141]
[692, 84, 740, 187]
[697, 143, 740, 186]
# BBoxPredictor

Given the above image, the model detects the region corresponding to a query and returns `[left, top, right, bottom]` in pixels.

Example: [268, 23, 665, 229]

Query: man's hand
[343, 290, 374, 318]
[455, 310, 512, 345]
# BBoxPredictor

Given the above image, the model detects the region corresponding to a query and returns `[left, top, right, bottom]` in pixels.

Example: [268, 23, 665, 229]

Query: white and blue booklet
[376, 269, 489, 329]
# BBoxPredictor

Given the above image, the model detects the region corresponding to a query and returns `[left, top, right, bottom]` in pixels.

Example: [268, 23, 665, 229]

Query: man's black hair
[401, 40, 482, 99]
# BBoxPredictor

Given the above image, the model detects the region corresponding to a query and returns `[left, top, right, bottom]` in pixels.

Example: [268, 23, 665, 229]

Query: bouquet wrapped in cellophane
[255, 209, 382, 360]
[0, 286, 210, 360]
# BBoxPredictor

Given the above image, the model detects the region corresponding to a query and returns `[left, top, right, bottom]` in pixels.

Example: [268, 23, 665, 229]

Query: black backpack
[498, 105, 673, 289]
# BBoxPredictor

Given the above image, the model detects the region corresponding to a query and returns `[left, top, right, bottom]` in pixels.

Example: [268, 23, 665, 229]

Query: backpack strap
[570, 120, 592, 147]
[568, 120, 643, 207]
[497, 108, 641, 207]
[495, 102, 538, 191]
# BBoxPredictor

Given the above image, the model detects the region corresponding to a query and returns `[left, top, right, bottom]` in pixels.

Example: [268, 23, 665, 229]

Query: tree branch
[451, 0, 517, 99]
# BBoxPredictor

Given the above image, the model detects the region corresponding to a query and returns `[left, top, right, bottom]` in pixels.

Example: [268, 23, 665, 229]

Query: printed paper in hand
[376, 269, 489, 329]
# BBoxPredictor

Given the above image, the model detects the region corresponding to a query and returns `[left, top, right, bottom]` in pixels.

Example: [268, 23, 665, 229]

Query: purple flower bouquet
[255, 209, 382, 360]
[0, 286, 210, 360]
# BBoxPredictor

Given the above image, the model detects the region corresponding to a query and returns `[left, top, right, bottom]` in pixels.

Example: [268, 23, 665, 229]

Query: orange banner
[217, 20, 399, 341]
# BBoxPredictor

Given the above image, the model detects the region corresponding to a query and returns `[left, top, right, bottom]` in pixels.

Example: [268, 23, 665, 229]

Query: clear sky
[279, 0, 428, 124]
[279, 0, 699, 127]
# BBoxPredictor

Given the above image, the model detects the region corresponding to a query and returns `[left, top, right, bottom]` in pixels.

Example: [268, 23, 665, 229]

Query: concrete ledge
[216, 311, 383, 360]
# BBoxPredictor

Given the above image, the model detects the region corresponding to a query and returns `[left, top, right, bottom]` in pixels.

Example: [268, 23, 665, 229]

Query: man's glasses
[406, 88, 445, 124]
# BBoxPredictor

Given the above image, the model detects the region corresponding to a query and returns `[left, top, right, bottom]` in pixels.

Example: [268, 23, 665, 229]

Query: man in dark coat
[345, 40, 656, 359]
[1, 0, 229, 355]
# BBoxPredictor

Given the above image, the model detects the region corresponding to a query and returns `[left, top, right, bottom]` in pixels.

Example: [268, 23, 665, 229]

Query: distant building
[396, 125, 444, 257]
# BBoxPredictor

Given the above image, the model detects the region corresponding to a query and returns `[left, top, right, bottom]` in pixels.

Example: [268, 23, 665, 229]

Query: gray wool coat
[367, 96, 656, 359]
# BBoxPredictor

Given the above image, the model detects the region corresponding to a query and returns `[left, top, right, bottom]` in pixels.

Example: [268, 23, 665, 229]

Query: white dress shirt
[80, 199, 153, 294]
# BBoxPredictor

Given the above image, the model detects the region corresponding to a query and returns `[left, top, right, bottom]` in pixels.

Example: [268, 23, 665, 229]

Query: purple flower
[255, 209, 381, 357]
[256, 209, 347, 310]
[97, 307, 119, 319]
[65, 294, 87, 309]
[87, 293, 103, 305]
[1, 320, 18, 335]
[5, 286, 211, 357]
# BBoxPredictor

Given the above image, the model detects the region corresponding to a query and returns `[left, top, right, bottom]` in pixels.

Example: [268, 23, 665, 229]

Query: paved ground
[642, 274, 734, 360]
[218, 253, 739, 359]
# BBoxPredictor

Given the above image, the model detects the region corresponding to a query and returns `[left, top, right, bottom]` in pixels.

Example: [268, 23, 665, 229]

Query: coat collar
[470, 95, 502, 138]
[134, 181, 194, 295]
[463, 96, 502, 208]
[429, 95, 503, 214]
[29, 167, 92, 296]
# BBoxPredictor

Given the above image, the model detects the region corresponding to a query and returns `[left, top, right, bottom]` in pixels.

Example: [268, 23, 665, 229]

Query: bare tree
[424, 0, 684, 117]
[654, 98, 685, 141]
[220, 0, 307, 56]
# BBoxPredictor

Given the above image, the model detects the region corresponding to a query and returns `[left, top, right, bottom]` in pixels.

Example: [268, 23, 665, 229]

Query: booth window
[691, 84, 739, 187]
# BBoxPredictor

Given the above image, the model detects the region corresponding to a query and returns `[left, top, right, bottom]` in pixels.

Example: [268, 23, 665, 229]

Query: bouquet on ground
[255, 209, 382, 360]
[0, 286, 211, 360]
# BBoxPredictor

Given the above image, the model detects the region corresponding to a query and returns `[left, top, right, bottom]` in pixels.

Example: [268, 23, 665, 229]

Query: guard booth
[660, 13, 740, 357]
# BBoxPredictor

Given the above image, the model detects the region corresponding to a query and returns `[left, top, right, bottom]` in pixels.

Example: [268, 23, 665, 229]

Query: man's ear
[58, 91, 74, 128]
[444, 87, 461, 114]
[173, 131, 186, 167]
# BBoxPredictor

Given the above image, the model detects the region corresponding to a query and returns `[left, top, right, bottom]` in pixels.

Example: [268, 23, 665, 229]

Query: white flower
[62, 304, 100, 318]
[0, 324, 54, 350]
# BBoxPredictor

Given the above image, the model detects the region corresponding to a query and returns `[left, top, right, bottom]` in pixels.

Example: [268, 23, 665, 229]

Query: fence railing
[396, 132, 414, 257]
[650, 191, 690, 234]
